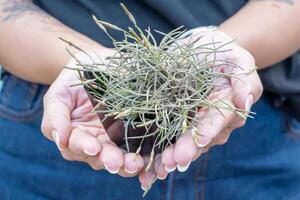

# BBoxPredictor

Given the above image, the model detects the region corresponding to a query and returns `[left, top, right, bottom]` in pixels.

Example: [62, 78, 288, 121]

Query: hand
[139, 26, 263, 188]
[41, 49, 144, 176]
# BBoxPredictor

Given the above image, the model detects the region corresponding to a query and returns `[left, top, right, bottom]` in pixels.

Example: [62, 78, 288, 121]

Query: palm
[68, 85, 109, 142]
[139, 29, 263, 189]
[42, 59, 145, 176]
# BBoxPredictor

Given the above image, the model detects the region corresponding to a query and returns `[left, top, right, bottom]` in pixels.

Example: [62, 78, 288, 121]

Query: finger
[193, 107, 246, 159]
[61, 149, 129, 178]
[173, 132, 198, 172]
[123, 152, 144, 175]
[139, 169, 156, 191]
[174, 89, 236, 167]
[60, 148, 86, 162]
[229, 115, 247, 129]
[161, 145, 177, 173]
[225, 47, 263, 109]
[85, 149, 126, 177]
[139, 156, 157, 191]
[61, 148, 118, 176]
[84, 151, 142, 177]
[174, 96, 235, 167]
[41, 89, 72, 150]
[208, 128, 232, 147]
[86, 156, 136, 178]
[194, 101, 235, 146]
[115, 150, 144, 177]
[99, 143, 124, 174]
[86, 155, 104, 171]
[200, 128, 233, 155]
[86, 155, 125, 177]
[154, 155, 168, 180]
[68, 126, 102, 157]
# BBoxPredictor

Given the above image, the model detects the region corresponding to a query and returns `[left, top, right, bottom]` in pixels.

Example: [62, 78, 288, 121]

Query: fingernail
[141, 184, 151, 191]
[83, 149, 98, 156]
[104, 164, 120, 174]
[124, 167, 137, 174]
[195, 137, 211, 148]
[245, 95, 254, 111]
[157, 174, 167, 180]
[177, 161, 191, 172]
[141, 177, 156, 191]
[51, 131, 62, 151]
[164, 165, 176, 173]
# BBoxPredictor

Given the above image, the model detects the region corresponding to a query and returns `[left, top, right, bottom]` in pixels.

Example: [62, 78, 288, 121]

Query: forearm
[0, 0, 105, 84]
[219, 0, 300, 69]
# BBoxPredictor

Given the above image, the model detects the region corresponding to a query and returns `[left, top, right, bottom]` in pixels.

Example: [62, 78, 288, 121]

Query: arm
[158, 0, 298, 182]
[146, 0, 300, 185]
[0, 0, 144, 176]
[219, 0, 300, 69]
[0, 0, 107, 84]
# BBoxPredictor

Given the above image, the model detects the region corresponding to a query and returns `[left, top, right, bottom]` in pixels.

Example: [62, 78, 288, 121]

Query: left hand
[138, 26, 263, 189]
[41, 49, 145, 177]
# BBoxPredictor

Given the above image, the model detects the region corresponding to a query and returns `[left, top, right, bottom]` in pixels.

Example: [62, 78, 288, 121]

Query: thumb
[225, 47, 263, 110]
[41, 87, 73, 150]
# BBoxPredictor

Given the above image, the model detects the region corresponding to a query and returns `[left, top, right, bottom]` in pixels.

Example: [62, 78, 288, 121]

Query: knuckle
[228, 110, 238, 122]
[216, 136, 229, 145]
[40, 120, 52, 140]
[89, 163, 102, 171]
[224, 48, 238, 61]
[61, 152, 74, 161]
[225, 46, 254, 63]
[235, 119, 246, 128]
[202, 147, 210, 153]
[239, 47, 255, 62]
[218, 139, 227, 145]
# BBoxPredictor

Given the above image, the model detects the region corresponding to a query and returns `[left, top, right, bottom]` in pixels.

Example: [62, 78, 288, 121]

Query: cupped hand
[139, 26, 263, 188]
[41, 49, 144, 177]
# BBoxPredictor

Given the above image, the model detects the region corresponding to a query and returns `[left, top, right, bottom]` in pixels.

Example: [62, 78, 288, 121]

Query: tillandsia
[62, 3, 254, 172]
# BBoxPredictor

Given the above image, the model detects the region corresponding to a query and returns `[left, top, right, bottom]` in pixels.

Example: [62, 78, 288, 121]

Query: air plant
[63, 3, 253, 176]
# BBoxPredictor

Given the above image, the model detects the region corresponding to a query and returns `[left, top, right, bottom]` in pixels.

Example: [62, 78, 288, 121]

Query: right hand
[138, 26, 263, 190]
[41, 49, 144, 177]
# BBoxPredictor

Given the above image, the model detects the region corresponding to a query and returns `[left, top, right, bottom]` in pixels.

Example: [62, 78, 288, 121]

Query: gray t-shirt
[34, 0, 300, 120]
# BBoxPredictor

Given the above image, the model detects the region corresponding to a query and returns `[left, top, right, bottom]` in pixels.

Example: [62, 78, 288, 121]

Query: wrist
[187, 26, 234, 41]
[218, 22, 257, 63]
[52, 36, 110, 82]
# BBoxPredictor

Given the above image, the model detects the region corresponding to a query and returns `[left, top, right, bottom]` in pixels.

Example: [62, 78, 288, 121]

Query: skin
[219, 0, 300, 68]
[0, 0, 300, 190]
[41, 51, 145, 177]
[0, 0, 102, 83]
[0, 0, 144, 177]
[141, 0, 300, 188]
[145, 43, 262, 187]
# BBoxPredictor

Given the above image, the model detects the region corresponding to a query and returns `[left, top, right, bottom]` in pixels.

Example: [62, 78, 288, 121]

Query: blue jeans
[0, 72, 300, 200]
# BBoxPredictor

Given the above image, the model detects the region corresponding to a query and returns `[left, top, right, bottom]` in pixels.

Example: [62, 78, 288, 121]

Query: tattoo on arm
[0, 0, 44, 21]
[0, 0, 71, 33]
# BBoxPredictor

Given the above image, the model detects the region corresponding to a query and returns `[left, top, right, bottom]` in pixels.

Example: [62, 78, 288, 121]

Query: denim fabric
[0, 73, 300, 200]
[169, 97, 300, 200]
